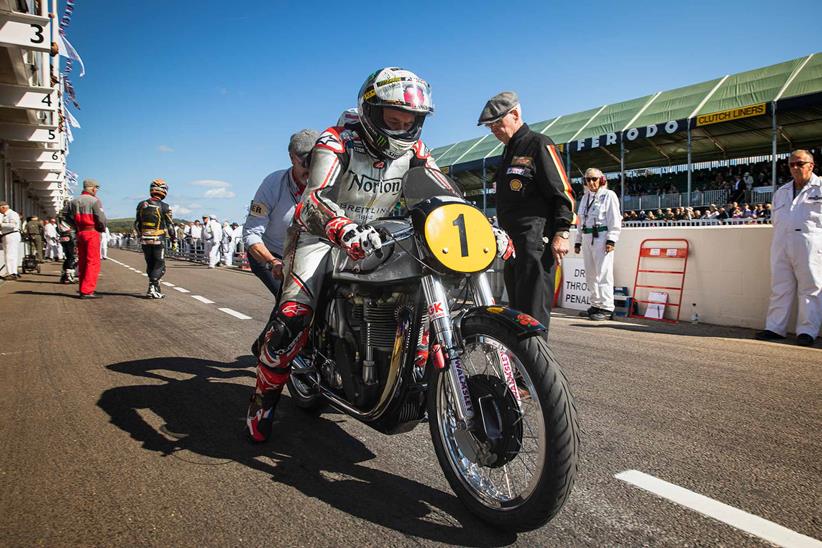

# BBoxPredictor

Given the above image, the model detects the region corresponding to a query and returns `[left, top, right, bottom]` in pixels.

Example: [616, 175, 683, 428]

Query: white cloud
[191, 179, 231, 188]
[171, 204, 192, 215]
[204, 187, 236, 199]
[157, 145, 174, 153]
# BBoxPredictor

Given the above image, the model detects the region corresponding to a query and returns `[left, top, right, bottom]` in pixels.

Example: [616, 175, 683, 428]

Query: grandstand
[431, 53, 822, 216]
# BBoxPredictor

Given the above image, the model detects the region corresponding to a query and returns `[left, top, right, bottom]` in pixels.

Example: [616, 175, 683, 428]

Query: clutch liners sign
[696, 103, 766, 126]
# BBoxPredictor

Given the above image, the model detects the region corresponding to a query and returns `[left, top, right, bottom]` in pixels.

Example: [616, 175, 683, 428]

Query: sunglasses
[789, 161, 812, 168]
[584, 177, 600, 182]
[484, 112, 512, 129]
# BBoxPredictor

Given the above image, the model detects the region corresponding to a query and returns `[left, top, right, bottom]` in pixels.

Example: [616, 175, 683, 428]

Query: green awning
[696, 58, 805, 116]
[780, 54, 822, 100]
[631, 79, 721, 129]
[433, 52, 821, 183]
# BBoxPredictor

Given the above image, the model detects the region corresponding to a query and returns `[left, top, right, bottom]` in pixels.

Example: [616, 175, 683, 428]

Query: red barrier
[629, 238, 689, 323]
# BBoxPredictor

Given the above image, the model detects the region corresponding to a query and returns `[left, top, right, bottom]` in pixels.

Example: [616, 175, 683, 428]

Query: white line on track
[218, 307, 251, 320]
[615, 470, 821, 548]
[112, 252, 254, 321]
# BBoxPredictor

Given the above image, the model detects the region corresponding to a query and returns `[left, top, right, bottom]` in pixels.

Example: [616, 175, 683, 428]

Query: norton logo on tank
[572, 120, 684, 152]
[346, 173, 402, 194]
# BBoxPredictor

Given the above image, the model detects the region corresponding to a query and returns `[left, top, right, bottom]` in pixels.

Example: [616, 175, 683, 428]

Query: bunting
[63, 77, 80, 110]
[66, 170, 79, 188]
[56, 31, 85, 77]
[59, 0, 76, 33]
[65, 107, 81, 129]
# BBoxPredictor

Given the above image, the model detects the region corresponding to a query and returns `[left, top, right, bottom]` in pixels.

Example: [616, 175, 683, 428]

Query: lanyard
[583, 192, 596, 227]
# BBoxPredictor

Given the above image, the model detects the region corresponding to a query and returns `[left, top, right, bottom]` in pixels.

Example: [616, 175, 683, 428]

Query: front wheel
[428, 316, 579, 531]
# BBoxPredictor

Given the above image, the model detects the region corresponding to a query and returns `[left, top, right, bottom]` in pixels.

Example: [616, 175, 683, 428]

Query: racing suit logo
[346, 173, 402, 195]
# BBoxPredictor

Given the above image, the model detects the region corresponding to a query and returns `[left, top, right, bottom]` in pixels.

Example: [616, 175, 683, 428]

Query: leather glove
[326, 216, 382, 261]
[492, 227, 515, 260]
[339, 223, 381, 260]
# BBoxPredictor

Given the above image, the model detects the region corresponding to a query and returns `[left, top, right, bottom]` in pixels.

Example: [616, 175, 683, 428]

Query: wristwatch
[556, 231, 570, 239]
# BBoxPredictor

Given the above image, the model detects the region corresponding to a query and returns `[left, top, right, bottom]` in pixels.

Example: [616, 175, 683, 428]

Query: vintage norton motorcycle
[286, 167, 579, 531]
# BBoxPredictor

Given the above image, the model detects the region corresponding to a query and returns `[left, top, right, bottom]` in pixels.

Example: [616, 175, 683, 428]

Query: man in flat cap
[63, 179, 107, 298]
[243, 128, 319, 301]
[479, 91, 575, 335]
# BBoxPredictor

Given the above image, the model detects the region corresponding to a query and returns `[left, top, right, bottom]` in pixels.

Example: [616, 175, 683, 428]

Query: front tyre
[428, 316, 579, 531]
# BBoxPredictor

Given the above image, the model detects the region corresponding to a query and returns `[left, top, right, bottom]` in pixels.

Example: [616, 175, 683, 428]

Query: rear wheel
[428, 316, 579, 531]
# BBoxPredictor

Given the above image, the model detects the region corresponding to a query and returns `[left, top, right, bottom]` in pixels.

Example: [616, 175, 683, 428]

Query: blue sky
[62, 0, 819, 221]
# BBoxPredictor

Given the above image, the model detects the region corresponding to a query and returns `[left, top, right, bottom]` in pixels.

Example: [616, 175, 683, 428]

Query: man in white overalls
[756, 150, 822, 347]
[574, 168, 622, 321]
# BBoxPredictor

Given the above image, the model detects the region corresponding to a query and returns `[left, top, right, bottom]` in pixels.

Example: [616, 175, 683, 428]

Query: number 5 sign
[0, 12, 51, 53]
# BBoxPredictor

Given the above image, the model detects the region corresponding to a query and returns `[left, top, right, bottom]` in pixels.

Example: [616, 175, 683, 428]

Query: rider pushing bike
[246, 67, 514, 442]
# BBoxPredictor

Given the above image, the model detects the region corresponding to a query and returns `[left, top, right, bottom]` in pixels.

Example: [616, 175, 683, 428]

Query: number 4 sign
[0, 84, 57, 111]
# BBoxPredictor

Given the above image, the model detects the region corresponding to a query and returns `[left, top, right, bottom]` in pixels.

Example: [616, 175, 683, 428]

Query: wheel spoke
[435, 333, 549, 508]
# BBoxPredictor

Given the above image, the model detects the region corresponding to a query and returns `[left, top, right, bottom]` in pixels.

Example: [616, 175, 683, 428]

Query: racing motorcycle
[286, 167, 579, 531]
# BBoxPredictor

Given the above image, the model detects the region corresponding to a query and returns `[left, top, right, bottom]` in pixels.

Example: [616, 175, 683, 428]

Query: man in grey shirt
[243, 129, 318, 298]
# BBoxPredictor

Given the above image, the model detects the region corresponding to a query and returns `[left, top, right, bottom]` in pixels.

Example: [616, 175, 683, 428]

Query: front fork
[421, 273, 496, 429]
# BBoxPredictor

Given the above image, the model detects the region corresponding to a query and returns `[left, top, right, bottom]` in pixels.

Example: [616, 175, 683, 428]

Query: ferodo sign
[696, 103, 766, 126]
[572, 120, 683, 152]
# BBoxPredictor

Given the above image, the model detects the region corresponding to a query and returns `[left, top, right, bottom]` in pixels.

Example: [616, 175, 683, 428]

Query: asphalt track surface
[1, 248, 820, 547]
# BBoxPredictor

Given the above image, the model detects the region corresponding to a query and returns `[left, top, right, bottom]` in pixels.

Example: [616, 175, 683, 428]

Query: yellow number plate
[424, 203, 496, 273]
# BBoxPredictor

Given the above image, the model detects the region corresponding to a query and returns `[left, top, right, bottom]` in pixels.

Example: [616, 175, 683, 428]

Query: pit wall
[573, 225, 779, 330]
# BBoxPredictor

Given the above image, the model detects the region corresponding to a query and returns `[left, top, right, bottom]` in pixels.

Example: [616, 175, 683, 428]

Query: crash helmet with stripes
[149, 178, 168, 199]
[357, 67, 433, 160]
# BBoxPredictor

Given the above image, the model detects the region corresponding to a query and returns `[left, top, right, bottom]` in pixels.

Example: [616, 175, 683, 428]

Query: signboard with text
[560, 257, 590, 311]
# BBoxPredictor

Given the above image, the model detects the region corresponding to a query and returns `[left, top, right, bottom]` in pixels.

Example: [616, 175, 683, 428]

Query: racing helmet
[357, 67, 433, 160]
[150, 178, 168, 199]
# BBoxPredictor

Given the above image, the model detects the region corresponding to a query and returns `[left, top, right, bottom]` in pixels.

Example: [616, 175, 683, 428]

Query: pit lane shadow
[97, 355, 515, 546]
[565, 318, 763, 341]
[11, 289, 147, 299]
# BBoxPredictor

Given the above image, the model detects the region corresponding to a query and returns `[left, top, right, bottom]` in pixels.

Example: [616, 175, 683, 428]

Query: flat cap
[288, 129, 320, 158]
[83, 178, 100, 189]
[477, 91, 519, 126]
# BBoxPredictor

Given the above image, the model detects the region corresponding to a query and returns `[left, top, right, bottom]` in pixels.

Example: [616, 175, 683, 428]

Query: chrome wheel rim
[436, 335, 546, 508]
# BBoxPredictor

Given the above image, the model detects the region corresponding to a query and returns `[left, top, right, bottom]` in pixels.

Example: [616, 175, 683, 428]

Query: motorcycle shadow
[97, 355, 515, 546]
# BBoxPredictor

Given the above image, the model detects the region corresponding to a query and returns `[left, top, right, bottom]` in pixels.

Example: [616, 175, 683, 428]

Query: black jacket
[135, 198, 174, 242]
[494, 123, 575, 237]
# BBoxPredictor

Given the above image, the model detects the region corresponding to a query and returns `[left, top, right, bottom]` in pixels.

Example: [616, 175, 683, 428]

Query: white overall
[574, 187, 622, 312]
[765, 174, 822, 337]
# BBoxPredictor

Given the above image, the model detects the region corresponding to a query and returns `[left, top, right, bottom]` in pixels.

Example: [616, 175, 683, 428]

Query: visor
[366, 75, 433, 114]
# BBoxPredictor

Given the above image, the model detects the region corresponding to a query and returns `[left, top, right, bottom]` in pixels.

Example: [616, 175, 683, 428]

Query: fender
[459, 305, 546, 341]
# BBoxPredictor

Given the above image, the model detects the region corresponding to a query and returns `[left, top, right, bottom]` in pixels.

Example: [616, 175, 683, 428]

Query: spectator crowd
[110, 217, 245, 268]
[568, 148, 821, 203]
[622, 201, 772, 223]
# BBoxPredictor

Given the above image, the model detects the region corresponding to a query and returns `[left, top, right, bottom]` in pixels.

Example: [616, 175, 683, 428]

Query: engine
[320, 288, 416, 408]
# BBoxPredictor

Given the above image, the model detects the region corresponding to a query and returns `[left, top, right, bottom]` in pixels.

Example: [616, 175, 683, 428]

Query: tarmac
[0, 248, 819, 546]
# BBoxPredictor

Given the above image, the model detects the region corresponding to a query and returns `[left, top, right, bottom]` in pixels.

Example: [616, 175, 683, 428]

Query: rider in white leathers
[246, 67, 514, 442]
